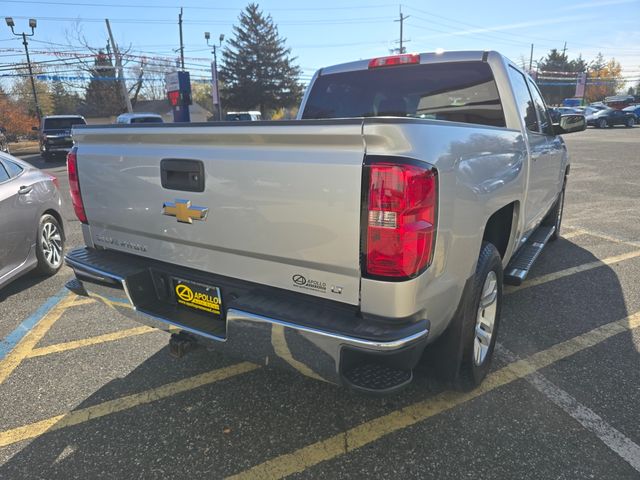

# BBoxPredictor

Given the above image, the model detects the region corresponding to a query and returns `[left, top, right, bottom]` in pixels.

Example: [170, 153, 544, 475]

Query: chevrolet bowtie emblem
[162, 199, 208, 224]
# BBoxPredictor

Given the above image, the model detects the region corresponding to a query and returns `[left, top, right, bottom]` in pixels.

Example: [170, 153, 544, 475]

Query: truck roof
[42, 115, 85, 119]
[318, 50, 502, 76]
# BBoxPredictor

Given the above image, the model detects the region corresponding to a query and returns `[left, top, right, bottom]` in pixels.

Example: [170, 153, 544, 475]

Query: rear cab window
[43, 117, 86, 130]
[302, 61, 506, 128]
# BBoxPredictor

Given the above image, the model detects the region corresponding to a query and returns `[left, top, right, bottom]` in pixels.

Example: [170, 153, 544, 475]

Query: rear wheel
[597, 118, 608, 129]
[35, 214, 64, 276]
[626, 117, 635, 128]
[455, 242, 503, 390]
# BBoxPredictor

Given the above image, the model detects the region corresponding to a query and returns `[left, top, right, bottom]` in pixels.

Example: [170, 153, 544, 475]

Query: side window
[0, 163, 9, 182]
[507, 67, 538, 133]
[4, 160, 23, 178]
[527, 79, 554, 136]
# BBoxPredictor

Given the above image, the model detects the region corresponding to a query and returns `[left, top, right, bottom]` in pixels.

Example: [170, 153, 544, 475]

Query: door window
[3, 160, 23, 178]
[527, 79, 554, 136]
[507, 67, 538, 133]
[0, 163, 9, 182]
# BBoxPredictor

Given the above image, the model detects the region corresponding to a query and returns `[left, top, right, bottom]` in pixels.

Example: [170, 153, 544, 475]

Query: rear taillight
[364, 160, 437, 279]
[66, 147, 87, 224]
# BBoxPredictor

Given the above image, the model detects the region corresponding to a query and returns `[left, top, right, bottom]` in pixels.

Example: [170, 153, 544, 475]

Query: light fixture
[204, 31, 210, 40]
[29, 18, 37, 28]
[5, 17, 15, 28]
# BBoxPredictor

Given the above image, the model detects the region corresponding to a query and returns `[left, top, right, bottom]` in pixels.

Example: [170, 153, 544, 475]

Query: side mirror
[32, 126, 39, 131]
[553, 114, 586, 135]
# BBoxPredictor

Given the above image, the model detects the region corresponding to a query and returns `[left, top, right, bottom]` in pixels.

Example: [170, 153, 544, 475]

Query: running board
[504, 225, 556, 286]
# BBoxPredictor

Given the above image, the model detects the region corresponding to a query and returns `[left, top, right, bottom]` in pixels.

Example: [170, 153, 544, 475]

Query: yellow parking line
[0, 293, 76, 384]
[69, 297, 96, 307]
[0, 362, 259, 448]
[226, 312, 640, 480]
[506, 249, 640, 294]
[564, 226, 640, 248]
[561, 229, 587, 239]
[26, 326, 157, 358]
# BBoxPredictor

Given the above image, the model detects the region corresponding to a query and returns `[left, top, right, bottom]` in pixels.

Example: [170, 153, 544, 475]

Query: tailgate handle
[160, 159, 205, 192]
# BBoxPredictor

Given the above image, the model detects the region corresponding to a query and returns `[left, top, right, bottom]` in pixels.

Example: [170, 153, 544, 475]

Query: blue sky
[1, 0, 639, 87]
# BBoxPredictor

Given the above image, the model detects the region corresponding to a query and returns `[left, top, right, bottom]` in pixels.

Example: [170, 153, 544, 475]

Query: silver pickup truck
[65, 51, 585, 393]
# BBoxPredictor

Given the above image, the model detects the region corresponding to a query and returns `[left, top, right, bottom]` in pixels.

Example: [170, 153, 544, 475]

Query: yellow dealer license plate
[172, 278, 222, 318]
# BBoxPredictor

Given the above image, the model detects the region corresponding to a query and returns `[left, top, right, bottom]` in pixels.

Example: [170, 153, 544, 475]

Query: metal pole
[179, 8, 185, 71]
[22, 32, 41, 120]
[213, 45, 222, 121]
[105, 19, 133, 113]
[529, 44, 534, 72]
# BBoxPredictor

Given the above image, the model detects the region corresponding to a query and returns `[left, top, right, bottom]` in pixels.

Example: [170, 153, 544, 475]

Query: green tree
[10, 72, 54, 117]
[220, 3, 303, 117]
[536, 49, 587, 105]
[51, 81, 81, 115]
[82, 49, 123, 117]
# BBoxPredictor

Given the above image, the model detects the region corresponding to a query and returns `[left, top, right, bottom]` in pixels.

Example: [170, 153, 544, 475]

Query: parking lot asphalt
[0, 127, 639, 479]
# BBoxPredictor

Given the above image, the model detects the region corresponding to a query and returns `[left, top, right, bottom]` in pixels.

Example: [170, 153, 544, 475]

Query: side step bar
[504, 225, 556, 286]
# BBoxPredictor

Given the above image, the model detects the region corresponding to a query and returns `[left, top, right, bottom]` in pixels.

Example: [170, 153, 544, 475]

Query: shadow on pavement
[0, 237, 635, 478]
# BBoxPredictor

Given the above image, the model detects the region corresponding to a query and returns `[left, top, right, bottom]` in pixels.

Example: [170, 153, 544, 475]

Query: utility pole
[529, 44, 534, 72]
[178, 8, 185, 71]
[5, 17, 41, 120]
[105, 19, 133, 113]
[394, 6, 410, 54]
[205, 32, 224, 121]
[561, 41, 567, 57]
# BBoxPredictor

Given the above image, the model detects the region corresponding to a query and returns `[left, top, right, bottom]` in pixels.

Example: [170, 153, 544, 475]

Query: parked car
[225, 111, 262, 121]
[116, 113, 164, 124]
[65, 51, 585, 393]
[0, 127, 9, 154]
[622, 104, 640, 121]
[0, 152, 65, 289]
[36, 115, 86, 162]
[585, 107, 635, 128]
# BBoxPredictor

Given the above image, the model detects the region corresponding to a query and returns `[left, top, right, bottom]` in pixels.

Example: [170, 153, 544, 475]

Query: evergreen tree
[220, 3, 303, 117]
[537, 49, 586, 105]
[82, 48, 123, 116]
[51, 81, 81, 115]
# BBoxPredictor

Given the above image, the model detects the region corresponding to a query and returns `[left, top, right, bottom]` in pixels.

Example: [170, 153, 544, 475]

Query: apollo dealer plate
[172, 278, 222, 318]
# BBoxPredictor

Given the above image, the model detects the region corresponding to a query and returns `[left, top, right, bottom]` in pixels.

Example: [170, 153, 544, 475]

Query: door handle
[18, 185, 33, 195]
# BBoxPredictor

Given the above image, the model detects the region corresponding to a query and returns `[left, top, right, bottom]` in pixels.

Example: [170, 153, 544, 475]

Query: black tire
[626, 117, 635, 128]
[597, 118, 608, 129]
[542, 183, 565, 241]
[35, 214, 65, 276]
[455, 242, 503, 391]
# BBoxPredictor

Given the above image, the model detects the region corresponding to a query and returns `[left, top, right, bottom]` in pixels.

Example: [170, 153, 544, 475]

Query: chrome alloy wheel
[41, 221, 63, 268]
[473, 270, 498, 366]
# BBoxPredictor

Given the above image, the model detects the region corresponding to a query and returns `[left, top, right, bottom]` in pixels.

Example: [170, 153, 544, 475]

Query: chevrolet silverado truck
[64, 51, 586, 393]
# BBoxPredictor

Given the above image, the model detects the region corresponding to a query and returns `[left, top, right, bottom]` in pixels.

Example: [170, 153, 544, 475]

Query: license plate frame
[172, 277, 223, 319]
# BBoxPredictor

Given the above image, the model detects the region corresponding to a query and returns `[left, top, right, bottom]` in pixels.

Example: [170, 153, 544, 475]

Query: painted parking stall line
[497, 344, 640, 473]
[226, 311, 640, 480]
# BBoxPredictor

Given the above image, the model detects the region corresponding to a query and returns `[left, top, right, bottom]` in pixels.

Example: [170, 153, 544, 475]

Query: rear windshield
[130, 117, 163, 123]
[302, 61, 505, 128]
[43, 118, 86, 130]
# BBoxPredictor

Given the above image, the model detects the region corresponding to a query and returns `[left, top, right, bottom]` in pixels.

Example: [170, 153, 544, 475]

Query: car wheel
[455, 242, 503, 390]
[35, 214, 65, 276]
[626, 117, 635, 128]
[597, 118, 608, 129]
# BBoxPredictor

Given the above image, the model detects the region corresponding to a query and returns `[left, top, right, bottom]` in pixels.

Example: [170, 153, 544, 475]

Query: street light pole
[5, 17, 41, 120]
[205, 32, 224, 121]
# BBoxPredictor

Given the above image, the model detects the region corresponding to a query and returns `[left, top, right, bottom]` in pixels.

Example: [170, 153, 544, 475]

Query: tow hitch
[169, 331, 199, 358]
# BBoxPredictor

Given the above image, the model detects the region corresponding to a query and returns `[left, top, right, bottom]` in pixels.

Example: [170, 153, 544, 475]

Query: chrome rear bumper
[65, 249, 429, 387]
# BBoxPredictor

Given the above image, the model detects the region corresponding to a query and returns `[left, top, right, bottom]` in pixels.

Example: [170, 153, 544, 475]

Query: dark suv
[37, 115, 86, 161]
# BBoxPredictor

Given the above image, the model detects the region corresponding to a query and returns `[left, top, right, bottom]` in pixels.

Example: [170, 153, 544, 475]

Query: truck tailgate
[72, 121, 364, 305]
